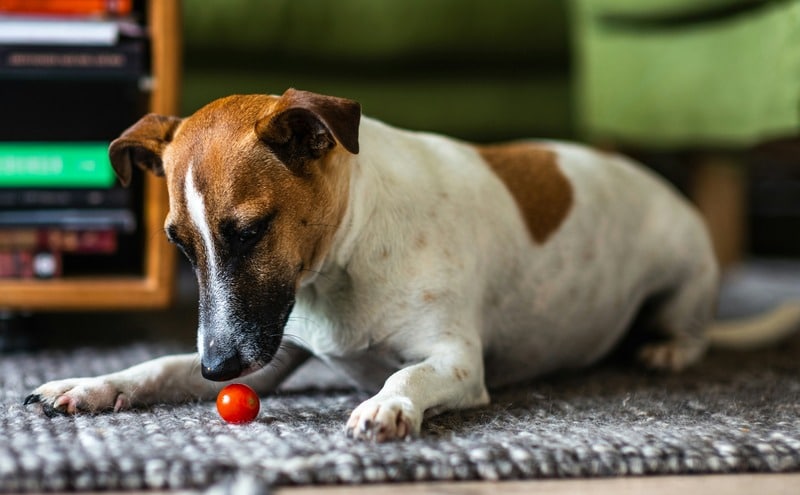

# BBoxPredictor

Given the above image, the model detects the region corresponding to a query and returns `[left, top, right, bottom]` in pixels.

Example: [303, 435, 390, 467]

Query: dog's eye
[165, 225, 179, 244]
[238, 227, 259, 244]
[227, 213, 276, 252]
[165, 226, 186, 249]
[165, 226, 197, 266]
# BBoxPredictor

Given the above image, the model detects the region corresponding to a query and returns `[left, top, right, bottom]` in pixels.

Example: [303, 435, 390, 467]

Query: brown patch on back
[478, 142, 573, 244]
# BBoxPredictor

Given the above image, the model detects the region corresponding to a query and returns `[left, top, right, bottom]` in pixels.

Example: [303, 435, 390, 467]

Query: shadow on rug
[2, 332, 800, 492]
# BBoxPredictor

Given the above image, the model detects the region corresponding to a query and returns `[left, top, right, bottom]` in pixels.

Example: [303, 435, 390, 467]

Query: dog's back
[477, 142, 717, 383]
[316, 119, 717, 386]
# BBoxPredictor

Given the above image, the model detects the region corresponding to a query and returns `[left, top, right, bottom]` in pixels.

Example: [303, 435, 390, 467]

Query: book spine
[0, 209, 136, 232]
[0, 250, 61, 278]
[0, 39, 145, 78]
[0, 0, 133, 16]
[0, 188, 130, 209]
[0, 142, 117, 188]
[0, 228, 118, 253]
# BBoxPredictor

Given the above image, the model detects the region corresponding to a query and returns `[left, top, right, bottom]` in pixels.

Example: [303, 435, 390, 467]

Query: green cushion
[573, 0, 800, 148]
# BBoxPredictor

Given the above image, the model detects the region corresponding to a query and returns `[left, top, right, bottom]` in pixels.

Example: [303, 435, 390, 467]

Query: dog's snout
[201, 349, 243, 382]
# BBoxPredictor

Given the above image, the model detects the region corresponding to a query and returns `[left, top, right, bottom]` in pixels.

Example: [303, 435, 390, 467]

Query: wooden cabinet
[0, 1, 181, 310]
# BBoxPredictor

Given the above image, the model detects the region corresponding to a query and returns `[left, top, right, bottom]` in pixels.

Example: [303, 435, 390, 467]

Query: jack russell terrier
[25, 89, 800, 441]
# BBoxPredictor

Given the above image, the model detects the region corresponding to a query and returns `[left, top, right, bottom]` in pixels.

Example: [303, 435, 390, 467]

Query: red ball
[216, 383, 260, 424]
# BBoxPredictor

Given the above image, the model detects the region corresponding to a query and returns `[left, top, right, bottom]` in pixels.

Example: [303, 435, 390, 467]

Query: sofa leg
[690, 154, 747, 268]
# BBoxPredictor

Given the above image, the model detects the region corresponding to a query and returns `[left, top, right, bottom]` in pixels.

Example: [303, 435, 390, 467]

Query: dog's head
[109, 88, 361, 381]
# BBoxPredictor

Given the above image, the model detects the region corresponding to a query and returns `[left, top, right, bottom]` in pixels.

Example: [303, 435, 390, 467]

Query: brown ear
[255, 88, 360, 173]
[108, 114, 182, 187]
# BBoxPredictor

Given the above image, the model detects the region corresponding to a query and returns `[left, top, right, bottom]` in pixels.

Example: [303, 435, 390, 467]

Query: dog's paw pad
[113, 393, 130, 412]
[54, 394, 78, 414]
[345, 397, 419, 442]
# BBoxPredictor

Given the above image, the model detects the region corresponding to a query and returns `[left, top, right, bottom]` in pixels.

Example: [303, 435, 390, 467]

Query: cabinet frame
[0, 0, 181, 311]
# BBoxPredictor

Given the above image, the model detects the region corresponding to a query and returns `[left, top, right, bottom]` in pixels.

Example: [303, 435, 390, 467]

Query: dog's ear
[255, 88, 361, 173]
[108, 114, 182, 187]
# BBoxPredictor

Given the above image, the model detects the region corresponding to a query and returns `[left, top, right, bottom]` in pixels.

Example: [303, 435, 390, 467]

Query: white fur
[292, 120, 715, 380]
[286, 119, 720, 439]
[29, 112, 796, 442]
[185, 163, 230, 361]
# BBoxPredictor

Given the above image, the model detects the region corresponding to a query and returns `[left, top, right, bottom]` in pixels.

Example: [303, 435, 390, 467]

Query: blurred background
[1, 0, 799, 349]
[182, 0, 800, 266]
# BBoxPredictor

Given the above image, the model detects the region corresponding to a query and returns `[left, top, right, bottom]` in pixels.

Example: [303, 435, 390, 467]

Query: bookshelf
[0, 0, 181, 310]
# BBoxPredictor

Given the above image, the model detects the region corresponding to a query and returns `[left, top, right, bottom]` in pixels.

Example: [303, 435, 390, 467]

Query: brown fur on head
[109, 88, 361, 381]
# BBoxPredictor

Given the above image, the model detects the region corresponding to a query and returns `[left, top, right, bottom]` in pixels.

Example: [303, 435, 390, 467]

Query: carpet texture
[2, 330, 800, 493]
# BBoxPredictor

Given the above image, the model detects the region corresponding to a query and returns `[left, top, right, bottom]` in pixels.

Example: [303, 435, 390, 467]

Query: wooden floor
[19, 473, 799, 494]
[278, 474, 800, 495]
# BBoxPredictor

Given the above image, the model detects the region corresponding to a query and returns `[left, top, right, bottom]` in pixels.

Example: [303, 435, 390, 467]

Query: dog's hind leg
[637, 264, 718, 372]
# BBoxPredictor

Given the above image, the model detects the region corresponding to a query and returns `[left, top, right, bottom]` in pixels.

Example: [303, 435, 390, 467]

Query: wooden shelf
[0, 0, 181, 311]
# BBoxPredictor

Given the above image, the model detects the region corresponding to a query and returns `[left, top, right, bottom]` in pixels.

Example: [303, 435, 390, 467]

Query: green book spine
[0, 142, 115, 188]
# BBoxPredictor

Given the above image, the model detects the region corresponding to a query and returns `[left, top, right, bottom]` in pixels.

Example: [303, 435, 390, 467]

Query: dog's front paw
[24, 378, 131, 417]
[345, 396, 421, 442]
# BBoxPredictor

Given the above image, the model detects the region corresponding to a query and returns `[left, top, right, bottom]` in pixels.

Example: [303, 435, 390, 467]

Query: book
[0, 0, 133, 16]
[0, 79, 149, 141]
[0, 16, 121, 46]
[0, 142, 117, 188]
[0, 38, 146, 79]
[0, 228, 118, 253]
[0, 250, 61, 278]
[0, 209, 136, 232]
[0, 188, 130, 209]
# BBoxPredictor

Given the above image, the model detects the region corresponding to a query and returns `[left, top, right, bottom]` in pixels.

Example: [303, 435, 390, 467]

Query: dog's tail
[707, 301, 800, 350]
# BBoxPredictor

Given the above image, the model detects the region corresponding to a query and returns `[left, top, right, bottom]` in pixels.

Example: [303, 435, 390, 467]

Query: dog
[25, 89, 800, 441]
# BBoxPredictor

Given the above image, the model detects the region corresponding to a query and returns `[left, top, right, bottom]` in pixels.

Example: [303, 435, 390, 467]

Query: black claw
[23, 393, 68, 418]
[41, 403, 66, 418]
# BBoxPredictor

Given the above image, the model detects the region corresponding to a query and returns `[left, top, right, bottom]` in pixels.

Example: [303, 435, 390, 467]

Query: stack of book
[0, 0, 147, 279]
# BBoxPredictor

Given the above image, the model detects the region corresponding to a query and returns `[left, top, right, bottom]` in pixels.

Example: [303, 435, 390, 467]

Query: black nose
[201, 351, 243, 381]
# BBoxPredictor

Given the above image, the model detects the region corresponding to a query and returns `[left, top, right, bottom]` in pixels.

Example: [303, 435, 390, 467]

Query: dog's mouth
[199, 297, 295, 382]
[201, 353, 270, 382]
[193, 256, 299, 381]
[200, 323, 287, 381]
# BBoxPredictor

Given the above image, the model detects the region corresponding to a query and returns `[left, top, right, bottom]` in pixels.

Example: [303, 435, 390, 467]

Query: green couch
[571, 0, 800, 264]
[181, 0, 574, 142]
[572, 0, 800, 149]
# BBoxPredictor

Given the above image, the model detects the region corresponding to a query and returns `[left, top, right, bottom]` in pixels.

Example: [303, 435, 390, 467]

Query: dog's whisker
[287, 315, 319, 324]
[189, 355, 203, 379]
[280, 333, 313, 352]
[286, 316, 318, 326]
[286, 316, 322, 335]
[300, 267, 334, 282]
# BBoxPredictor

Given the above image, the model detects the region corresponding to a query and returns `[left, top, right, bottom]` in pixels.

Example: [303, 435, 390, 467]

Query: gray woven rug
[2, 330, 800, 493]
